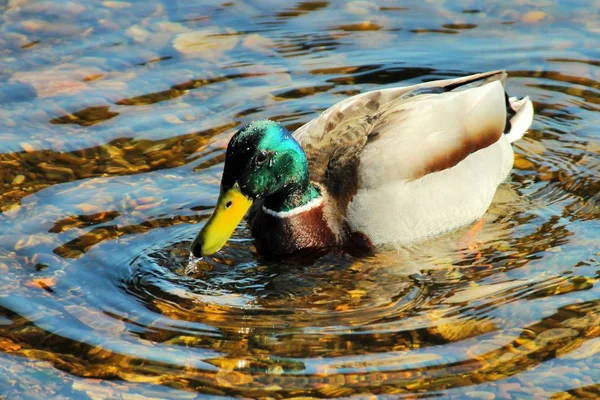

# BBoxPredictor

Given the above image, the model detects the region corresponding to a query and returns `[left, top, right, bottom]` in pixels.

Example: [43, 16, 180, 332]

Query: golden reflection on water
[1, 0, 600, 398]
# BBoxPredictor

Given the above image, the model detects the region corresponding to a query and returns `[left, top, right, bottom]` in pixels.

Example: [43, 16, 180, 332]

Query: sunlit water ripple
[1, 0, 599, 398]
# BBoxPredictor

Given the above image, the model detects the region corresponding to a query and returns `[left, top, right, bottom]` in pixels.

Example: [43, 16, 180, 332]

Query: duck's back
[293, 71, 533, 246]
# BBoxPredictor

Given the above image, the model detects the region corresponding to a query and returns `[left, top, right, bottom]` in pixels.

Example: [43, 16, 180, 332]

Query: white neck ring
[262, 196, 323, 218]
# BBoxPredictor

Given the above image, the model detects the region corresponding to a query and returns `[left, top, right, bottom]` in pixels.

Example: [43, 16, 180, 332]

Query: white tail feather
[505, 96, 534, 143]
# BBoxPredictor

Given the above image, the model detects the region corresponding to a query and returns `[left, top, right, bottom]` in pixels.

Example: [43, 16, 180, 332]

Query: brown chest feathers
[250, 200, 338, 256]
[249, 197, 373, 256]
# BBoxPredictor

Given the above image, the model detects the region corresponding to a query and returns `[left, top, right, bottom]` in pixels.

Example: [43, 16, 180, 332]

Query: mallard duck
[191, 70, 533, 257]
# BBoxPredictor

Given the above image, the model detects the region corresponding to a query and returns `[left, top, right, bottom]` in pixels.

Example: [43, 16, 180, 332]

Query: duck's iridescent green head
[221, 119, 309, 200]
[191, 120, 316, 257]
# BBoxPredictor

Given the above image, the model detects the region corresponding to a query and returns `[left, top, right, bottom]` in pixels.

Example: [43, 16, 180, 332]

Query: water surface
[1, 1, 600, 398]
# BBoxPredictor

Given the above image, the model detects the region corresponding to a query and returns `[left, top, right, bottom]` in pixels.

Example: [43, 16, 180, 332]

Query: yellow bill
[191, 183, 253, 256]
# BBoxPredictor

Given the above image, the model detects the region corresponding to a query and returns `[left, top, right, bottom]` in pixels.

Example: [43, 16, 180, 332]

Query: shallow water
[1, 0, 600, 398]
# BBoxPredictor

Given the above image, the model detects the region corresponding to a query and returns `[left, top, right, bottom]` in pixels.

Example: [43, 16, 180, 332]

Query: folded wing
[292, 70, 510, 207]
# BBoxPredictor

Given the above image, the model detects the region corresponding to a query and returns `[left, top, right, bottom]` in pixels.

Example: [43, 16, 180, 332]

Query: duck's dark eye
[256, 151, 269, 165]
[225, 201, 232, 209]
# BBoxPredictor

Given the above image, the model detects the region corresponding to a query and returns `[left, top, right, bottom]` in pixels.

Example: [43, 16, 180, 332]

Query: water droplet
[185, 255, 202, 275]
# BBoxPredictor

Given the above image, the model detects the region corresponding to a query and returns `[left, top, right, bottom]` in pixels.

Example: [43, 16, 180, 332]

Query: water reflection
[50, 105, 119, 126]
[1, 0, 599, 398]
